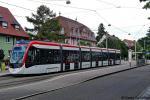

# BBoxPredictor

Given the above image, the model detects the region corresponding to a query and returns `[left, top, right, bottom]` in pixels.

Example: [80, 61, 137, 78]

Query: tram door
[74, 50, 80, 70]
[63, 49, 79, 71]
[65, 62, 70, 71]
[74, 62, 79, 69]
[96, 60, 98, 67]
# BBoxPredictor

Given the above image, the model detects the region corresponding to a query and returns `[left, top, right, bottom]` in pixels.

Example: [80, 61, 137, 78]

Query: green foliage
[96, 23, 128, 58]
[138, 36, 150, 51]
[139, 0, 150, 5]
[96, 23, 108, 43]
[27, 32, 36, 40]
[142, 1, 150, 9]
[146, 28, 150, 37]
[26, 5, 56, 31]
[79, 40, 91, 46]
[26, 5, 63, 42]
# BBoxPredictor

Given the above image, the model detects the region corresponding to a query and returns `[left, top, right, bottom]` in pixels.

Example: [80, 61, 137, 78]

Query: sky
[0, 0, 150, 40]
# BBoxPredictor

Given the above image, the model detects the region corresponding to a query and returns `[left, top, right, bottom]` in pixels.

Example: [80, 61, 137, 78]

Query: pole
[135, 40, 137, 65]
[128, 49, 132, 67]
[106, 35, 108, 49]
[70, 32, 71, 44]
[144, 40, 145, 50]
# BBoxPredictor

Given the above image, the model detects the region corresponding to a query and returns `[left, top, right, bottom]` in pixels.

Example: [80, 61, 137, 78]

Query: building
[57, 16, 96, 46]
[0, 6, 29, 59]
[123, 39, 135, 49]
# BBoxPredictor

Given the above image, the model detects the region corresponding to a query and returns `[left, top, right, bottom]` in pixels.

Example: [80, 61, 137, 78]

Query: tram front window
[10, 46, 26, 68]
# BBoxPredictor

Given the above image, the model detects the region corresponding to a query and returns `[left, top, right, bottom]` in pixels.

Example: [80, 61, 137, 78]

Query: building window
[60, 27, 64, 34]
[75, 28, 78, 33]
[6, 36, 10, 43]
[71, 27, 74, 34]
[2, 22, 8, 28]
[15, 25, 20, 30]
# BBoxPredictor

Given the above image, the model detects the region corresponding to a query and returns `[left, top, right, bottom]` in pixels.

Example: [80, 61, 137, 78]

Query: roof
[56, 16, 96, 42]
[123, 39, 135, 48]
[0, 6, 29, 38]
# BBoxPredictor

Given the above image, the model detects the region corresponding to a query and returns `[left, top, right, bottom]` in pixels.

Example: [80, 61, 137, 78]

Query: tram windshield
[10, 45, 27, 64]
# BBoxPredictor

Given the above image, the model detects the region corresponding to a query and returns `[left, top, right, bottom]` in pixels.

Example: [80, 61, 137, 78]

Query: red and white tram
[9, 41, 121, 74]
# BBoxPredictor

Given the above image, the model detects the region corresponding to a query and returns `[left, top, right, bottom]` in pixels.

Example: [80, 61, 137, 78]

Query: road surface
[23, 65, 150, 100]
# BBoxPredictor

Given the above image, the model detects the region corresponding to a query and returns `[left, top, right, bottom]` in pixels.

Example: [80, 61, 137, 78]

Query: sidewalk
[0, 70, 9, 76]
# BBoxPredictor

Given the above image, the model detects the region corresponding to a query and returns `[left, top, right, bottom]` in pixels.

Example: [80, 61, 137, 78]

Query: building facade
[123, 39, 135, 49]
[57, 16, 96, 46]
[0, 6, 29, 59]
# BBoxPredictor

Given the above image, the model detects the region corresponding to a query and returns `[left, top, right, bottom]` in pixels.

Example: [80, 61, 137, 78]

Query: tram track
[0, 74, 60, 90]
[0, 65, 124, 96]
[0, 67, 102, 90]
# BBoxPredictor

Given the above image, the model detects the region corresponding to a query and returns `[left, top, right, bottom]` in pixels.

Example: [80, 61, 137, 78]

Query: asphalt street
[23, 65, 150, 100]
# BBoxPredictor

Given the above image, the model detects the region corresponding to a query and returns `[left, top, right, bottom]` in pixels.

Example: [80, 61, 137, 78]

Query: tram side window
[26, 48, 61, 67]
[109, 53, 115, 59]
[98, 52, 103, 61]
[92, 52, 98, 61]
[63, 50, 79, 63]
[26, 47, 37, 67]
[40, 49, 61, 64]
[102, 52, 108, 61]
[81, 51, 90, 62]
[92, 52, 103, 61]
[116, 53, 120, 60]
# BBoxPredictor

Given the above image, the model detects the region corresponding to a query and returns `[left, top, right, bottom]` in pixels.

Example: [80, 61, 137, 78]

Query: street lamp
[134, 40, 137, 61]
[106, 24, 111, 49]
[66, 0, 71, 4]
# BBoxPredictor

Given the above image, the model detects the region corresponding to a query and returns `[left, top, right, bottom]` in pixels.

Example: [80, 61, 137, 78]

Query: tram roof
[27, 41, 120, 51]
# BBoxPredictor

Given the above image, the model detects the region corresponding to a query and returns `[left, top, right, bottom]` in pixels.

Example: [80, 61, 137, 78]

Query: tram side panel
[24, 45, 61, 74]
[81, 48, 91, 69]
[91, 49, 103, 67]
[108, 50, 116, 66]
[62, 47, 80, 71]
[115, 50, 121, 65]
[102, 49, 109, 66]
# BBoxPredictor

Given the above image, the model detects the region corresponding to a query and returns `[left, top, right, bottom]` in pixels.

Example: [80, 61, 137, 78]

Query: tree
[140, 0, 150, 9]
[146, 28, 150, 37]
[27, 32, 36, 40]
[26, 5, 65, 42]
[27, 5, 56, 31]
[96, 23, 107, 43]
[139, 0, 150, 19]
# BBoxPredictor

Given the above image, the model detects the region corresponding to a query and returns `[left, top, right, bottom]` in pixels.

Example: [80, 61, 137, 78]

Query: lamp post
[66, 0, 71, 4]
[106, 24, 111, 49]
[134, 40, 137, 62]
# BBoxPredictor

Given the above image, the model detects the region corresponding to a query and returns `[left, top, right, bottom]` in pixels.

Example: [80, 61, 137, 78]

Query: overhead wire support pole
[106, 36, 108, 49]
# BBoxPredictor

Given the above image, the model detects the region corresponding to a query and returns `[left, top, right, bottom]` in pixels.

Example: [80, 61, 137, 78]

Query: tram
[9, 41, 121, 74]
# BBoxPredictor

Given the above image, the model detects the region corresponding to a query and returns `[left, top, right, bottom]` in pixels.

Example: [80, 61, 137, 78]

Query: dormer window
[2, 22, 8, 28]
[15, 25, 20, 30]
[12, 20, 20, 30]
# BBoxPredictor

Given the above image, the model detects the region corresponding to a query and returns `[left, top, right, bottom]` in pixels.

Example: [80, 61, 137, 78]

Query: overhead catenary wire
[96, 0, 119, 7]
[27, 0, 96, 12]
[0, 1, 36, 12]
[133, 25, 147, 40]
[0, 0, 147, 37]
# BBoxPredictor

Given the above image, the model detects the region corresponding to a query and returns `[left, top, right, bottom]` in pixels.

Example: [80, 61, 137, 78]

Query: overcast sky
[0, 0, 150, 40]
